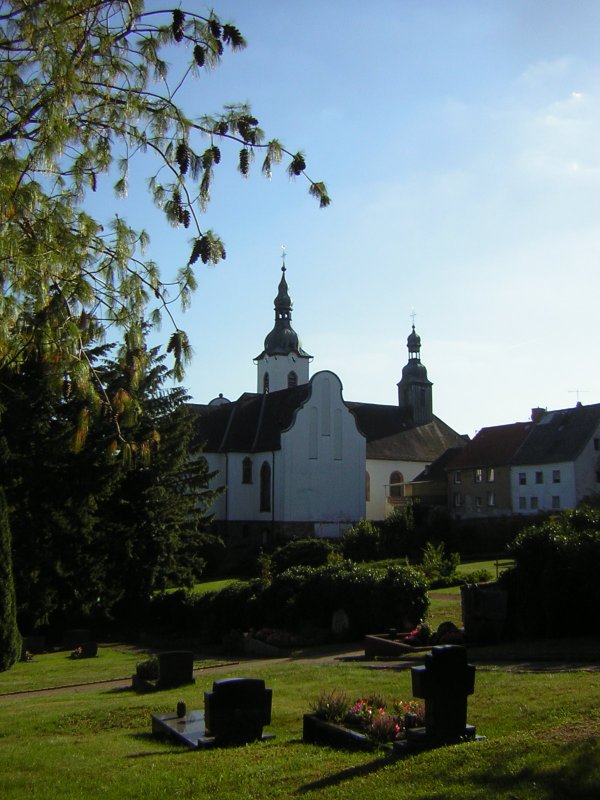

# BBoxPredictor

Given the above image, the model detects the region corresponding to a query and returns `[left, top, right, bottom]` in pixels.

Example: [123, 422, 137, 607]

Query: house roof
[410, 446, 468, 484]
[192, 384, 310, 453]
[447, 422, 534, 470]
[512, 403, 600, 465]
[346, 401, 466, 461]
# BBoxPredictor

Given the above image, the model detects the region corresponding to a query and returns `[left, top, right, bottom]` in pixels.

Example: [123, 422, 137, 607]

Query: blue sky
[104, 1, 600, 436]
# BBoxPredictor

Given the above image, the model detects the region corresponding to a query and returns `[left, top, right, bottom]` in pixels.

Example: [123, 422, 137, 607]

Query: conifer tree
[0, 487, 21, 671]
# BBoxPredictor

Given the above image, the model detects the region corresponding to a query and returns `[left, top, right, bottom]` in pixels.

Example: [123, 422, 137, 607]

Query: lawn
[1, 643, 599, 799]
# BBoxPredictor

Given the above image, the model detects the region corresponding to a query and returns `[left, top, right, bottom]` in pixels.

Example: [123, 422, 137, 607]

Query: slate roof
[410, 446, 468, 484]
[346, 401, 466, 461]
[192, 385, 310, 453]
[512, 403, 600, 465]
[194, 390, 465, 462]
[447, 422, 534, 470]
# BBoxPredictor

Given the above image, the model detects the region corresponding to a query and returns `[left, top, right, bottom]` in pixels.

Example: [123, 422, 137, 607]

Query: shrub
[501, 507, 600, 636]
[418, 541, 460, 583]
[0, 488, 21, 672]
[270, 538, 334, 574]
[340, 520, 380, 562]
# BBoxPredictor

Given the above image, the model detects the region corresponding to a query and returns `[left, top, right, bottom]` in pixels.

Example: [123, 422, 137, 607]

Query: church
[193, 263, 465, 551]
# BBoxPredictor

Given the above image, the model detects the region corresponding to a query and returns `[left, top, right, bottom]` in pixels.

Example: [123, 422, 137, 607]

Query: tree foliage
[0, 339, 221, 631]
[0, 0, 329, 425]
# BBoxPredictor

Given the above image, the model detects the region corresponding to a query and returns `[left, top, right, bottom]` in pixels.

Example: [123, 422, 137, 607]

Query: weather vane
[410, 309, 417, 328]
[281, 244, 286, 271]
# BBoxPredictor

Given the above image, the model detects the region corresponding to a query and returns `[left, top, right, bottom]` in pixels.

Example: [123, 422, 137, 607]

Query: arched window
[287, 370, 298, 388]
[263, 372, 270, 394]
[365, 471, 371, 502]
[260, 461, 271, 512]
[242, 457, 253, 484]
[389, 470, 404, 502]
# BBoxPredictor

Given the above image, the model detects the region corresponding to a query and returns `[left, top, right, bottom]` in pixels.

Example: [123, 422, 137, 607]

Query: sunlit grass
[0, 647, 599, 799]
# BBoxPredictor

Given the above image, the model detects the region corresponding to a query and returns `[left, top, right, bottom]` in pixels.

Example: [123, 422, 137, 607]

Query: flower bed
[303, 691, 425, 750]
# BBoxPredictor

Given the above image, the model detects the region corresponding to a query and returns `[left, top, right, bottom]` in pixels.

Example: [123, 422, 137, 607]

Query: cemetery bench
[151, 677, 274, 749]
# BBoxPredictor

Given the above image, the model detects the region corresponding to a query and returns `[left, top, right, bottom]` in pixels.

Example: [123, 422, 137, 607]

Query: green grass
[0, 644, 599, 799]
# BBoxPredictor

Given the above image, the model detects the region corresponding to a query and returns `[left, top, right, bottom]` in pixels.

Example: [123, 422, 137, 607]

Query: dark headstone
[409, 644, 477, 745]
[157, 651, 195, 690]
[151, 678, 274, 749]
[204, 678, 272, 745]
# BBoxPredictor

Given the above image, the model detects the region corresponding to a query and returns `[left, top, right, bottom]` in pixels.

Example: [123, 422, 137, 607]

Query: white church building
[193, 264, 465, 551]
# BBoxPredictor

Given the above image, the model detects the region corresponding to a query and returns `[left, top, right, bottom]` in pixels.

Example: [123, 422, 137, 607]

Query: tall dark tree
[97, 342, 222, 617]
[0, 487, 21, 671]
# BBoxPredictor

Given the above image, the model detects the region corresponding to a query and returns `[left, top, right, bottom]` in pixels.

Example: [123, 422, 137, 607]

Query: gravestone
[151, 677, 274, 749]
[407, 644, 478, 746]
[204, 677, 273, 745]
[132, 650, 194, 692]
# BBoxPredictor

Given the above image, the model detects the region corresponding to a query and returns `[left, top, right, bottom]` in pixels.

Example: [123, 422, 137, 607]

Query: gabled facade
[510, 403, 600, 514]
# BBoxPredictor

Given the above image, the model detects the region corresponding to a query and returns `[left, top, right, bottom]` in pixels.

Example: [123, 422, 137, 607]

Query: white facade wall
[203, 371, 366, 531]
[574, 422, 600, 503]
[256, 352, 310, 393]
[366, 458, 429, 520]
[275, 371, 366, 527]
[510, 462, 576, 514]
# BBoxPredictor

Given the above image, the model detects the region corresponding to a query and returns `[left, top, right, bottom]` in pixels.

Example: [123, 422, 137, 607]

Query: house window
[552, 470, 561, 484]
[487, 490, 495, 507]
[287, 370, 298, 388]
[365, 471, 371, 502]
[475, 495, 483, 509]
[263, 372, 270, 394]
[260, 461, 271, 512]
[535, 471, 544, 484]
[475, 468, 483, 483]
[519, 472, 527, 486]
[454, 470, 462, 484]
[530, 496, 538, 510]
[242, 457, 253, 484]
[487, 467, 495, 483]
[454, 492, 462, 508]
[389, 471, 404, 502]
[518, 497, 527, 510]
[552, 496, 561, 510]
[595, 438, 600, 451]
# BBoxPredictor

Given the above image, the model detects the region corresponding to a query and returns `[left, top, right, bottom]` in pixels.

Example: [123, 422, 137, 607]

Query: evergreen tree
[0, 487, 21, 671]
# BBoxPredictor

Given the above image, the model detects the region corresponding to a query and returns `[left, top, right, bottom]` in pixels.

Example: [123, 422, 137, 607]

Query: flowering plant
[311, 691, 424, 743]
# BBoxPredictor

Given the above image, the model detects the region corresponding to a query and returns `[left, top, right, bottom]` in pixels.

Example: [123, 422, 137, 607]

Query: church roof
[346, 401, 466, 461]
[511, 403, 600, 465]
[192, 384, 310, 453]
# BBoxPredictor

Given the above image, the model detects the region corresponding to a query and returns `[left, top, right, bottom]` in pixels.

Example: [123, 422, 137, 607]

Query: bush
[0, 488, 21, 672]
[501, 507, 600, 637]
[340, 520, 380, 562]
[270, 538, 334, 574]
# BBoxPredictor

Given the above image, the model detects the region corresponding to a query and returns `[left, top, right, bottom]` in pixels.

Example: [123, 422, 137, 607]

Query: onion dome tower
[254, 260, 312, 393]
[397, 323, 433, 424]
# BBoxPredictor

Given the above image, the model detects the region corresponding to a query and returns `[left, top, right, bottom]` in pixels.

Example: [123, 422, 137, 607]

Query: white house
[193, 263, 464, 551]
[510, 403, 600, 514]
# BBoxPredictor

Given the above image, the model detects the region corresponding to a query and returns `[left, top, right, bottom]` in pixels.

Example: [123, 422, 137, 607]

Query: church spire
[397, 319, 433, 424]
[254, 255, 312, 393]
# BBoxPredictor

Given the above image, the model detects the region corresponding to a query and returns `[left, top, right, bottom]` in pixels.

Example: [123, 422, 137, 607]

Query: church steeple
[397, 322, 433, 424]
[254, 257, 312, 393]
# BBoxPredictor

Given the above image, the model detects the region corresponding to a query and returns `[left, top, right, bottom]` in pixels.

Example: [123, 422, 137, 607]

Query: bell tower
[397, 323, 433, 424]
[254, 257, 312, 393]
